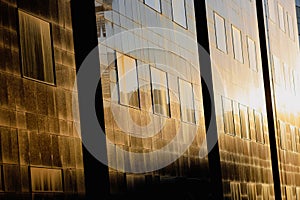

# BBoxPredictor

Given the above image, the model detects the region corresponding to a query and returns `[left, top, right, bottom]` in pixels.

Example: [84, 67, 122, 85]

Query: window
[291, 126, 297, 152]
[239, 104, 250, 139]
[272, 55, 283, 85]
[254, 111, 264, 144]
[279, 120, 287, 150]
[297, 187, 300, 200]
[268, 0, 276, 22]
[247, 184, 257, 200]
[230, 182, 241, 200]
[31, 168, 63, 192]
[278, 3, 285, 31]
[286, 187, 294, 200]
[222, 96, 235, 135]
[232, 26, 244, 63]
[150, 67, 170, 117]
[116, 52, 140, 108]
[179, 79, 195, 123]
[18, 10, 55, 84]
[287, 13, 295, 39]
[262, 185, 270, 200]
[214, 13, 227, 53]
[171, 0, 187, 28]
[247, 37, 257, 71]
[144, 0, 161, 12]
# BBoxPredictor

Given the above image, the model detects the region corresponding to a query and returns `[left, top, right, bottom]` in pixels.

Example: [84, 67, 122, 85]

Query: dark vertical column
[193, 1, 224, 199]
[71, 0, 110, 199]
[255, 0, 281, 199]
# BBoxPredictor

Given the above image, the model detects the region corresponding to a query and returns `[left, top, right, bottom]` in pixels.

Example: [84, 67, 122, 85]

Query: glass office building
[1, 0, 300, 199]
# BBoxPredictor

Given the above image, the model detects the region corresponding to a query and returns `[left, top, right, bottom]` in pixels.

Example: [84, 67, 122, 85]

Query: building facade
[0, 0, 85, 198]
[1, 0, 300, 199]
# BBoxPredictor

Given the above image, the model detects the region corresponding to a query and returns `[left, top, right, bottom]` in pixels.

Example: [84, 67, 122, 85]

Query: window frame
[150, 67, 171, 118]
[239, 103, 251, 140]
[144, 0, 162, 13]
[278, 3, 286, 32]
[18, 9, 56, 86]
[221, 96, 235, 136]
[171, 0, 188, 29]
[254, 110, 265, 144]
[247, 36, 258, 71]
[115, 51, 141, 109]
[178, 78, 196, 124]
[231, 25, 244, 63]
[213, 12, 228, 53]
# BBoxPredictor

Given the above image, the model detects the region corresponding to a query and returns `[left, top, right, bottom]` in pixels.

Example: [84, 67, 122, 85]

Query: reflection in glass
[272, 55, 283, 85]
[172, 0, 187, 28]
[222, 97, 235, 135]
[279, 120, 286, 150]
[254, 111, 264, 143]
[247, 37, 257, 71]
[268, 0, 276, 22]
[278, 3, 285, 31]
[287, 13, 295, 39]
[144, 0, 161, 12]
[150, 67, 170, 117]
[19, 10, 54, 84]
[230, 183, 241, 200]
[239, 104, 250, 139]
[116, 52, 140, 108]
[214, 13, 227, 53]
[232, 26, 243, 63]
[179, 79, 195, 123]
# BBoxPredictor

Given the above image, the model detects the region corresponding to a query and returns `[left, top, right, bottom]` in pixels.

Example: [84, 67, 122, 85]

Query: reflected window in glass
[172, 0, 187, 28]
[279, 120, 287, 150]
[116, 52, 140, 108]
[179, 79, 195, 124]
[214, 13, 227, 53]
[150, 67, 170, 117]
[239, 104, 250, 139]
[232, 26, 244, 63]
[287, 13, 295, 40]
[18, 10, 55, 84]
[268, 0, 276, 22]
[144, 0, 161, 12]
[254, 111, 264, 144]
[247, 37, 257, 71]
[278, 3, 285, 31]
[222, 97, 235, 135]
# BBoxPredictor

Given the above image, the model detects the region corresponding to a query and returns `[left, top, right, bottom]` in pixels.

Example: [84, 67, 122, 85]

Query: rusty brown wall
[0, 0, 85, 198]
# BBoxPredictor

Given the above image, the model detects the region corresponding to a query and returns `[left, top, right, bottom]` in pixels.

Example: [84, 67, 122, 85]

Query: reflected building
[84, 0, 210, 198]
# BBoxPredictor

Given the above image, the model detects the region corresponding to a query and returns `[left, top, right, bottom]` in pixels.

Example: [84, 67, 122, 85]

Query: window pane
[19, 10, 55, 84]
[291, 126, 297, 152]
[214, 13, 227, 53]
[150, 67, 170, 117]
[179, 79, 195, 123]
[145, 0, 161, 12]
[172, 0, 187, 28]
[254, 111, 264, 143]
[279, 120, 287, 150]
[31, 168, 63, 192]
[278, 4, 285, 31]
[232, 26, 243, 63]
[262, 185, 270, 200]
[230, 183, 241, 200]
[268, 0, 276, 22]
[222, 97, 235, 135]
[287, 14, 295, 39]
[240, 104, 250, 139]
[247, 37, 257, 71]
[272, 55, 284, 85]
[116, 52, 140, 108]
[247, 184, 257, 200]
